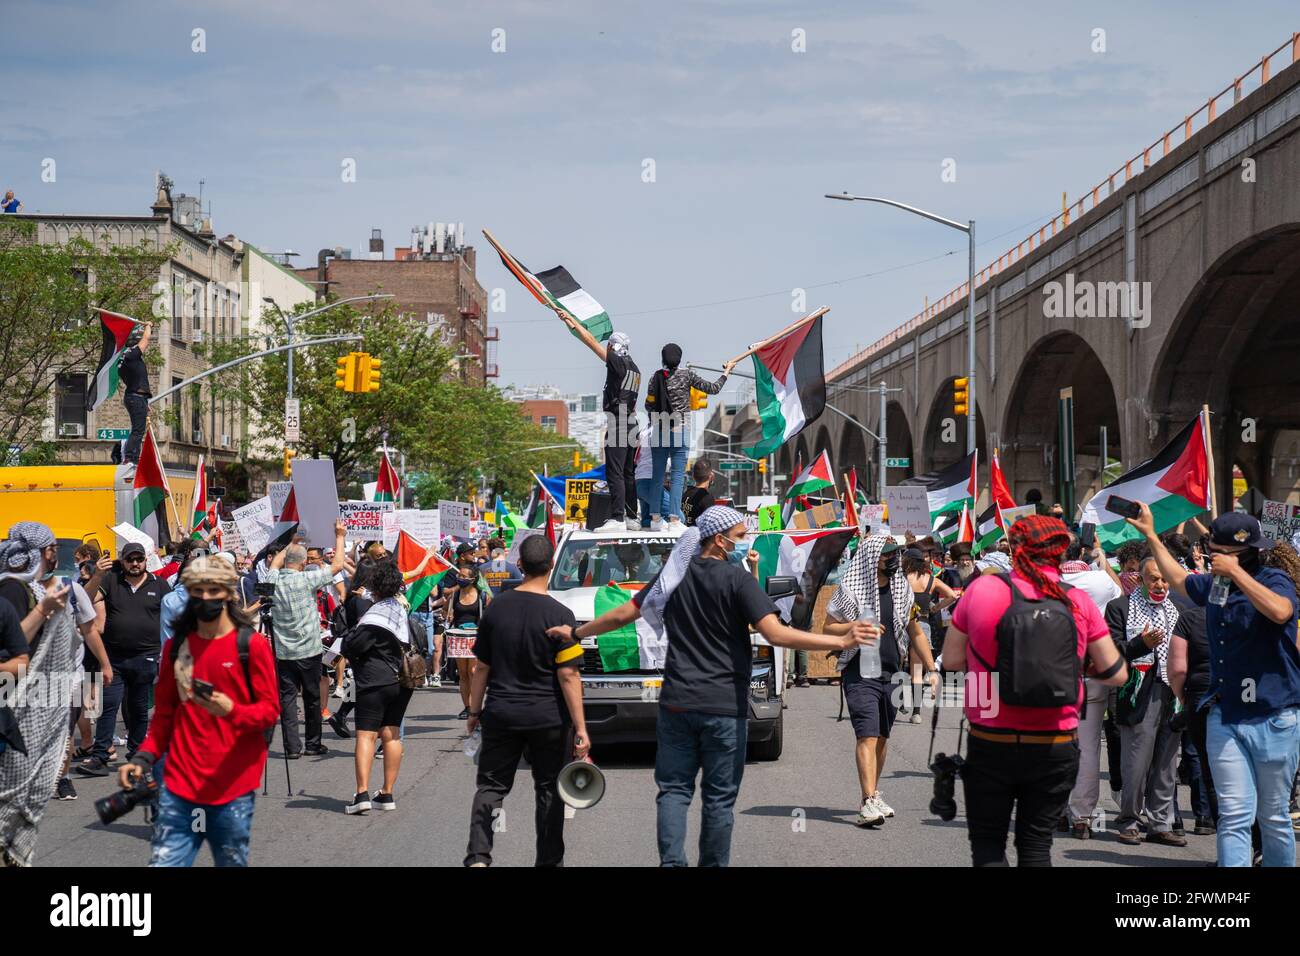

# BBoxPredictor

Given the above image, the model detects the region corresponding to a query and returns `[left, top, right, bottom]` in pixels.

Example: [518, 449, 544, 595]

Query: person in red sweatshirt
[117, 556, 279, 867]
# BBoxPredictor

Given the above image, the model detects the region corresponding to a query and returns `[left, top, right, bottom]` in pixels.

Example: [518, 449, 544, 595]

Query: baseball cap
[120, 542, 147, 559]
[1209, 512, 1273, 550]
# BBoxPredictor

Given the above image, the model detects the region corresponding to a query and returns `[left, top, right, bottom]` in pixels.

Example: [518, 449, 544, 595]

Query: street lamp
[826, 192, 977, 456]
[701, 427, 734, 497]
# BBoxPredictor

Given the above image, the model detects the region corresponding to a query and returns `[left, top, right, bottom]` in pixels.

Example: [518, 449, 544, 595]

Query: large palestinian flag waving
[374, 452, 400, 503]
[786, 450, 835, 499]
[1082, 414, 1210, 550]
[754, 528, 854, 629]
[87, 310, 138, 411]
[396, 529, 454, 609]
[745, 314, 826, 458]
[483, 230, 613, 343]
[132, 425, 171, 547]
[904, 451, 978, 521]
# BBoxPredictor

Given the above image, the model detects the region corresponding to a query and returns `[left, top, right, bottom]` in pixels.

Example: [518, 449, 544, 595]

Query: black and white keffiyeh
[1127, 587, 1179, 683]
[640, 527, 701, 638]
[827, 533, 913, 672]
[358, 598, 411, 644]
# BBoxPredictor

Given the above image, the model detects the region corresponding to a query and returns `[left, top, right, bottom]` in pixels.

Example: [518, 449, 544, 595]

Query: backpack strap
[966, 574, 1017, 674]
[236, 626, 255, 700]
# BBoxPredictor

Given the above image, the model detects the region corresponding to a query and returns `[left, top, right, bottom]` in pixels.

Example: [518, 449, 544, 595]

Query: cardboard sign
[1000, 504, 1037, 527]
[565, 478, 597, 524]
[861, 503, 886, 530]
[220, 519, 245, 557]
[109, 523, 162, 572]
[231, 497, 274, 557]
[292, 459, 342, 548]
[788, 500, 844, 531]
[340, 501, 394, 539]
[507, 528, 542, 564]
[1261, 499, 1300, 543]
[381, 511, 399, 551]
[268, 481, 293, 520]
[396, 509, 440, 547]
[883, 486, 932, 537]
[758, 503, 783, 531]
[439, 500, 473, 540]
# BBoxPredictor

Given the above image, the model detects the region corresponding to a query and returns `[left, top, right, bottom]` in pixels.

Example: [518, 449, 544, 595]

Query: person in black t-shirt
[117, 321, 152, 471]
[563, 314, 641, 531]
[680, 458, 715, 527]
[555, 505, 875, 866]
[464, 535, 588, 867]
[1167, 594, 1217, 834]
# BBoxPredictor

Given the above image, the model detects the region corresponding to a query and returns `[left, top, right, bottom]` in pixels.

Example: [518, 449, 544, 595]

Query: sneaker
[74, 756, 110, 778]
[429, 675, 442, 688]
[1146, 830, 1188, 848]
[665, 519, 686, 533]
[304, 744, 329, 757]
[345, 791, 371, 815]
[328, 713, 351, 739]
[855, 795, 885, 827]
[625, 518, 641, 532]
[910, 712, 923, 724]
[55, 777, 77, 801]
[1194, 816, 1216, 835]
[873, 792, 895, 818]
[1072, 821, 1091, 840]
[1116, 828, 1142, 846]
[371, 791, 396, 811]
[457, 707, 470, 720]
[285, 751, 302, 760]
[331, 684, 346, 699]
[650, 516, 663, 531]
[595, 519, 627, 533]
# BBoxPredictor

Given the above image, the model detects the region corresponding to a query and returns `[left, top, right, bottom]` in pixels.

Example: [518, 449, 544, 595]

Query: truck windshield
[550, 537, 679, 592]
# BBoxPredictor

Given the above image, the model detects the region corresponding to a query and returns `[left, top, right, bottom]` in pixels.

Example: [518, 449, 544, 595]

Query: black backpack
[968, 573, 1081, 708]
[168, 625, 257, 699]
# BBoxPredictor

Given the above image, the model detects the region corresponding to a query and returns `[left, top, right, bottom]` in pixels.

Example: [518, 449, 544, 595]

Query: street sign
[718, 460, 754, 471]
[885, 457, 911, 468]
[97, 428, 130, 441]
[284, 398, 300, 443]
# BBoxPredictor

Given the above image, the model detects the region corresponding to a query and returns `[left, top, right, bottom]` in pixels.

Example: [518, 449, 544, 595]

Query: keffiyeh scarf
[640, 527, 701, 638]
[359, 598, 411, 644]
[827, 534, 913, 672]
[1127, 588, 1179, 684]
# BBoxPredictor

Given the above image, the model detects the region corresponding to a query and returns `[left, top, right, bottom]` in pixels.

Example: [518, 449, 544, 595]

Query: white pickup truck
[546, 525, 786, 760]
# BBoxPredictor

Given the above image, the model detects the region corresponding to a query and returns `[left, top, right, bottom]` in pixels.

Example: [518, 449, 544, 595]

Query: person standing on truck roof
[118, 321, 152, 479]
[549, 505, 877, 866]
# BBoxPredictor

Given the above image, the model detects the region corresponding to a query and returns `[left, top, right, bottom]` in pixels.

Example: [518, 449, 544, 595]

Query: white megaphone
[557, 758, 605, 810]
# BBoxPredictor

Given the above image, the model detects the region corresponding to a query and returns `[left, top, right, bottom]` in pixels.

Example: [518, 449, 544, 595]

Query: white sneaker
[595, 519, 627, 533]
[855, 795, 885, 827]
[665, 519, 686, 533]
[873, 792, 895, 817]
[625, 518, 641, 531]
[650, 516, 663, 531]
[430, 675, 442, 688]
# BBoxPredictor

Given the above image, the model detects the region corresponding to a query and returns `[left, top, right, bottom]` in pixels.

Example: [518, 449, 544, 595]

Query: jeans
[1182, 726, 1212, 819]
[605, 440, 637, 520]
[654, 708, 747, 867]
[464, 723, 569, 867]
[148, 786, 255, 867]
[635, 477, 672, 528]
[92, 652, 158, 761]
[123, 392, 149, 464]
[649, 429, 688, 521]
[277, 655, 323, 753]
[1206, 704, 1300, 867]
[961, 732, 1080, 867]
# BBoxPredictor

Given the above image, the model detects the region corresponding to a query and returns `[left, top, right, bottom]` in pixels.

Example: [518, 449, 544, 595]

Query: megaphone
[557, 758, 605, 810]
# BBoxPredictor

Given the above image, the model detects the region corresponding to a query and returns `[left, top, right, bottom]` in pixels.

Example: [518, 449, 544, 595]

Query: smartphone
[192, 678, 216, 699]
[1080, 522, 1096, 550]
[1106, 495, 1141, 519]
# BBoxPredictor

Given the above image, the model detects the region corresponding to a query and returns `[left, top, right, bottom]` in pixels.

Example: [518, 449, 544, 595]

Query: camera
[929, 751, 965, 821]
[253, 581, 275, 610]
[94, 771, 159, 825]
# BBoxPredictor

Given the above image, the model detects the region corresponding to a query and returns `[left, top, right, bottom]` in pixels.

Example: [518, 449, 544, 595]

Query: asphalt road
[35, 684, 1256, 867]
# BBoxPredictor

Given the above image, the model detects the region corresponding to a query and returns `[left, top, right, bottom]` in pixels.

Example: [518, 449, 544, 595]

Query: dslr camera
[253, 581, 275, 610]
[94, 771, 159, 826]
[929, 751, 965, 821]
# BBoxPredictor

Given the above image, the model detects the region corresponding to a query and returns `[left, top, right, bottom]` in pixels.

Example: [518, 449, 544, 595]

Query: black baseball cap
[120, 542, 147, 559]
[1209, 512, 1273, 550]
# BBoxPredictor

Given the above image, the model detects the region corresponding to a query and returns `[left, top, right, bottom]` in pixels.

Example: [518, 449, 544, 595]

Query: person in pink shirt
[941, 515, 1128, 866]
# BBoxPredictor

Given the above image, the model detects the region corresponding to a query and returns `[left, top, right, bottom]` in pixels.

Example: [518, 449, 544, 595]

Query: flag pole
[481, 228, 583, 328]
[724, 306, 829, 367]
[1201, 405, 1219, 519]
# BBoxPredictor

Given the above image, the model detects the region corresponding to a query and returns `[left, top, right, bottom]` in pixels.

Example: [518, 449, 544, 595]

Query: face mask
[1236, 549, 1260, 575]
[1120, 571, 1141, 592]
[725, 538, 752, 564]
[880, 555, 900, 576]
[189, 597, 225, 622]
[1143, 585, 1167, 604]
[457, 575, 476, 588]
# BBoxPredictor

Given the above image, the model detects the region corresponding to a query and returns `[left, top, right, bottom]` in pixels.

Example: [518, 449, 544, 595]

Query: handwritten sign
[1261, 499, 1300, 544]
[884, 486, 932, 537]
[861, 503, 886, 530]
[268, 481, 293, 520]
[439, 500, 473, 540]
[231, 497, 274, 557]
[340, 501, 394, 539]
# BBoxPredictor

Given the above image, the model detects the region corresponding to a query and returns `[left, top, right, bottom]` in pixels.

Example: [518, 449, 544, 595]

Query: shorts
[842, 665, 897, 740]
[354, 683, 413, 732]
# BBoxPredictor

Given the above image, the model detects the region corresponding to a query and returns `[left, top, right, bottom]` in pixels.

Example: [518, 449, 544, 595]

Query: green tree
[0, 218, 168, 454]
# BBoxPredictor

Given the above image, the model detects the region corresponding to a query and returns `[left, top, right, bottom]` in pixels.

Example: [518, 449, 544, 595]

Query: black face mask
[189, 597, 225, 622]
[880, 555, 900, 576]
[1236, 549, 1261, 575]
[457, 575, 476, 588]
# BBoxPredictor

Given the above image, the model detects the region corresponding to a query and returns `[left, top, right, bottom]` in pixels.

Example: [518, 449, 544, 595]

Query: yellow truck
[0, 465, 196, 574]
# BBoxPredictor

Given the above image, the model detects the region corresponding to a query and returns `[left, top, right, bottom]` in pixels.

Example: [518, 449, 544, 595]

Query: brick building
[517, 399, 569, 436]
[295, 223, 495, 384]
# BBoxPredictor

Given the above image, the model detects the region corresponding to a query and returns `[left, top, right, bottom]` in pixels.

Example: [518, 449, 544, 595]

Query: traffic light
[335, 353, 357, 392]
[335, 352, 381, 392]
[690, 387, 708, 411]
[572, 449, 580, 470]
[282, 447, 296, 477]
[953, 377, 969, 417]
[362, 354, 381, 392]
[758, 459, 767, 475]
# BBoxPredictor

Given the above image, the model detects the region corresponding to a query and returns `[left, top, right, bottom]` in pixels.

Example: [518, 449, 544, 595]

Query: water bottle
[462, 728, 482, 758]
[1209, 575, 1231, 606]
[857, 615, 882, 679]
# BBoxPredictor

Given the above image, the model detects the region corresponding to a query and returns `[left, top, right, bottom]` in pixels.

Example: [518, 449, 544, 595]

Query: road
[36, 684, 1247, 867]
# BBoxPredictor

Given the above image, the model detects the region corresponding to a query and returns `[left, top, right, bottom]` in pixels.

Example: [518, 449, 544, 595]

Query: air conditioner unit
[192, 429, 204, 444]
[221, 434, 231, 447]
[58, 422, 86, 438]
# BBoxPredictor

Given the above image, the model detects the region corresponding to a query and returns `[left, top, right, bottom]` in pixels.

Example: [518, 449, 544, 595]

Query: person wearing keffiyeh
[826, 533, 937, 827]
[1104, 555, 1187, 848]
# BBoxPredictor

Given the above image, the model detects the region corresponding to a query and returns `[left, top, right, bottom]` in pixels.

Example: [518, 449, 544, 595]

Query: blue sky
[4, 0, 1294, 405]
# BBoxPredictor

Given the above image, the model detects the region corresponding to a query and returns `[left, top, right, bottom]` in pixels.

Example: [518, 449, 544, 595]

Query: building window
[540, 415, 557, 432]
[581, 394, 598, 413]
[172, 276, 184, 337]
[56, 373, 88, 434]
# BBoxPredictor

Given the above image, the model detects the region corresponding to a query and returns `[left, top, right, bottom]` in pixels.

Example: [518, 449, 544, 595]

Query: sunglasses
[124, 555, 146, 563]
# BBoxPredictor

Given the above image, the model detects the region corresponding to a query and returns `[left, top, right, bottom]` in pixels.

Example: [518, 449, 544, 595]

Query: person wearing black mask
[448, 556, 489, 720]
[643, 343, 732, 532]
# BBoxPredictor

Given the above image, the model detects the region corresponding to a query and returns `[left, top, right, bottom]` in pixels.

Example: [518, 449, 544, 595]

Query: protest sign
[109, 523, 162, 571]
[220, 519, 245, 557]
[439, 500, 473, 540]
[746, 495, 778, 512]
[268, 481, 293, 520]
[340, 501, 393, 540]
[396, 509, 440, 546]
[1001, 504, 1037, 526]
[231, 497, 273, 558]
[565, 478, 597, 524]
[506, 527, 541, 564]
[292, 459, 342, 547]
[758, 503, 783, 531]
[381, 511, 399, 551]
[861, 503, 886, 530]
[883, 486, 931, 537]
[1261, 498, 1300, 543]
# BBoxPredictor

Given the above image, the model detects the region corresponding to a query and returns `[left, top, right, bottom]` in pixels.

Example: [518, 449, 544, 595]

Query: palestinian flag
[956, 501, 976, 544]
[265, 487, 301, 554]
[188, 454, 207, 537]
[132, 425, 171, 547]
[905, 451, 977, 521]
[1081, 413, 1211, 550]
[592, 582, 666, 671]
[744, 314, 826, 458]
[754, 528, 854, 629]
[396, 529, 454, 609]
[522, 483, 546, 529]
[786, 450, 834, 499]
[374, 452, 400, 503]
[972, 504, 1003, 554]
[87, 310, 139, 411]
[484, 232, 613, 342]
